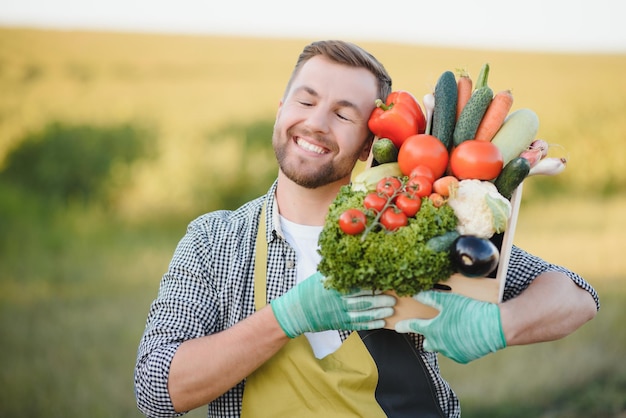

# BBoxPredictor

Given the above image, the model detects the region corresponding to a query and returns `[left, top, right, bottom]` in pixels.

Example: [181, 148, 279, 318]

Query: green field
[0, 27, 625, 417]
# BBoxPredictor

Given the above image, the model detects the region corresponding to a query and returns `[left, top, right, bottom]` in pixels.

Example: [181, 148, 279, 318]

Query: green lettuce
[318, 185, 458, 297]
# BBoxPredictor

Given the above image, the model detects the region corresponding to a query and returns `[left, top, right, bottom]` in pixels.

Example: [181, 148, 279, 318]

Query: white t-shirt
[279, 215, 343, 359]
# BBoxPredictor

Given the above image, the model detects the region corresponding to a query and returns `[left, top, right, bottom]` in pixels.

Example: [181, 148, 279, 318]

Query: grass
[0, 207, 185, 417]
[1, 27, 625, 417]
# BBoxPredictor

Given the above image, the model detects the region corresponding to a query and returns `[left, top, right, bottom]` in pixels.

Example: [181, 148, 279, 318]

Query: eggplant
[450, 235, 500, 278]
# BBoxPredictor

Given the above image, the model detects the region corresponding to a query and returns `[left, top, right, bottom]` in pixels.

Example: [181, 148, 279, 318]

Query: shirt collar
[263, 180, 283, 242]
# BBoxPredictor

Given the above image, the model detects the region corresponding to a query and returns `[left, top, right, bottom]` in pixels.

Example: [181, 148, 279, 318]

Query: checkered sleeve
[502, 245, 600, 310]
[134, 219, 219, 418]
[134, 192, 266, 418]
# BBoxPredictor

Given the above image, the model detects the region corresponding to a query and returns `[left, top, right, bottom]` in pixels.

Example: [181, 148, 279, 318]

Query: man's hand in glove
[270, 272, 396, 338]
[394, 291, 507, 364]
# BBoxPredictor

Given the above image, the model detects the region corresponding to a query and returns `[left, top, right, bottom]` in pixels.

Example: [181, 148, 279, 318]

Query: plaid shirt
[135, 181, 600, 418]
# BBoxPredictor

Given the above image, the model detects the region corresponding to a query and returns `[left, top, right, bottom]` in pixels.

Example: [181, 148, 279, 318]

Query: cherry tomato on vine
[376, 176, 403, 198]
[363, 192, 387, 213]
[380, 207, 408, 231]
[396, 193, 421, 217]
[397, 134, 449, 178]
[449, 140, 503, 180]
[338, 208, 367, 235]
[405, 175, 433, 198]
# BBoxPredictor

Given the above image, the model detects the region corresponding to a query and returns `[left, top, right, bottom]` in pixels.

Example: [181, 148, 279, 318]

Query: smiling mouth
[296, 137, 328, 155]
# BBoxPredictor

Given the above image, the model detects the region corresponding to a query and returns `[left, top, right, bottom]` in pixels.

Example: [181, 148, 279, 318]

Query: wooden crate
[383, 184, 523, 328]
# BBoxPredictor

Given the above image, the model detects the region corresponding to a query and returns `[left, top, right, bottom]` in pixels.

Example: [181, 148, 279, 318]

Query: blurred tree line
[1, 122, 154, 206]
[0, 119, 278, 247]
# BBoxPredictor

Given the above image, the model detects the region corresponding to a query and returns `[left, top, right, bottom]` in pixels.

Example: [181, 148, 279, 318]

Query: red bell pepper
[367, 91, 426, 149]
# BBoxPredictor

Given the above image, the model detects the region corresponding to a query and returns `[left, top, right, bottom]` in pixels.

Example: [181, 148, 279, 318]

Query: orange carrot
[474, 89, 514, 141]
[429, 192, 445, 208]
[456, 69, 473, 121]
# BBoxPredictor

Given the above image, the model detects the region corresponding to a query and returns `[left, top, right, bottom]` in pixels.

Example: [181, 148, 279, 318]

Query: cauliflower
[447, 179, 512, 239]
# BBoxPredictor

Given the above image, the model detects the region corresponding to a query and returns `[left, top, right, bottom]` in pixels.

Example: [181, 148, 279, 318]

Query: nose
[303, 105, 331, 134]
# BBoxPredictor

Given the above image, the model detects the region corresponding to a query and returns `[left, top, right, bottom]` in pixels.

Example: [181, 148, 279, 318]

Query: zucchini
[453, 86, 493, 146]
[351, 162, 402, 192]
[491, 108, 539, 165]
[494, 157, 531, 199]
[431, 70, 458, 150]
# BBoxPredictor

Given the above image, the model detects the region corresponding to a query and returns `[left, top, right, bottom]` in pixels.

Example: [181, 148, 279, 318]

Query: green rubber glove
[395, 290, 507, 364]
[270, 272, 396, 338]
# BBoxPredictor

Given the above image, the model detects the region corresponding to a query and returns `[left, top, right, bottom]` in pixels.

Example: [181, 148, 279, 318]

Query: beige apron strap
[242, 200, 386, 418]
[254, 202, 267, 311]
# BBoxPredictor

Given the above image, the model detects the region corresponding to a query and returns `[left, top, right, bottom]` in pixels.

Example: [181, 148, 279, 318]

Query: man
[135, 40, 599, 418]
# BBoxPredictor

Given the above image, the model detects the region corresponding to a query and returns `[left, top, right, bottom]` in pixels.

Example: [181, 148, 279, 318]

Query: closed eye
[335, 100, 361, 123]
[337, 112, 351, 122]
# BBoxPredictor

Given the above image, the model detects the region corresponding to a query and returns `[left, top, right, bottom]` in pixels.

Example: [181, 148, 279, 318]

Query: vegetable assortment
[318, 64, 568, 297]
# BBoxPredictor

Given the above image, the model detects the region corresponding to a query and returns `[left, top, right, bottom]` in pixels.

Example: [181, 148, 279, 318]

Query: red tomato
[376, 176, 403, 198]
[398, 134, 449, 179]
[395, 193, 421, 217]
[338, 208, 367, 235]
[363, 192, 387, 213]
[409, 165, 435, 183]
[380, 207, 408, 231]
[450, 140, 504, 180]
[405, 175, 433, 198]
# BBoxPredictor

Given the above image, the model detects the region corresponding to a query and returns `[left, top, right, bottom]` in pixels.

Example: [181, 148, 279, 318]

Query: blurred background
[0, 1, 625, 417]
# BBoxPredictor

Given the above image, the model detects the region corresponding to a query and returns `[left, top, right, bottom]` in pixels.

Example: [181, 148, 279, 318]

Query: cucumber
[491, 108, 539, 165]
[426, 230, 461, 253]
[474, 63, 490, 90]
[494, 157, 531, 199]
[453, 86, 493, 146]
[372, 138, 398, 164]
[431, 70, 458, 150]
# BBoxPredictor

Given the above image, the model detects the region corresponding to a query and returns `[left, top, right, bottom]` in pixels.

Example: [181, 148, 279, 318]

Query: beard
[273, 128, 360, 189]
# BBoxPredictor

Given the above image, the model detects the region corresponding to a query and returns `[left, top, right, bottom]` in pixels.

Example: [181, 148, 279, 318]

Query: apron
[241, 203, 445, 417]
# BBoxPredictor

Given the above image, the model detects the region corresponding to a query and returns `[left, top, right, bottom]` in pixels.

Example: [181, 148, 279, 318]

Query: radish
[519, 139, 549, 167]
[528, 157, 567, 176]
[423, 93, 435, 136]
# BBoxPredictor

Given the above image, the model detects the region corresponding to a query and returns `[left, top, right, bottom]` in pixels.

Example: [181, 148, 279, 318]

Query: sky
[0, 0, 624, 53]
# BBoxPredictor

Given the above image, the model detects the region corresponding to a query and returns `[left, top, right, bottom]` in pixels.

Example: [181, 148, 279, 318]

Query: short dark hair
[286, 40, 392, 102]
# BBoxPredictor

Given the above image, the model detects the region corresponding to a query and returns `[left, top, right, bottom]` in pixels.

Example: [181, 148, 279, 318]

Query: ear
[358, 135, 375, 162]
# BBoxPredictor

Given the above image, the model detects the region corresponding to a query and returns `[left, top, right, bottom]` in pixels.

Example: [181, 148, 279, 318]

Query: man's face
[273, 55, 379, 189]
